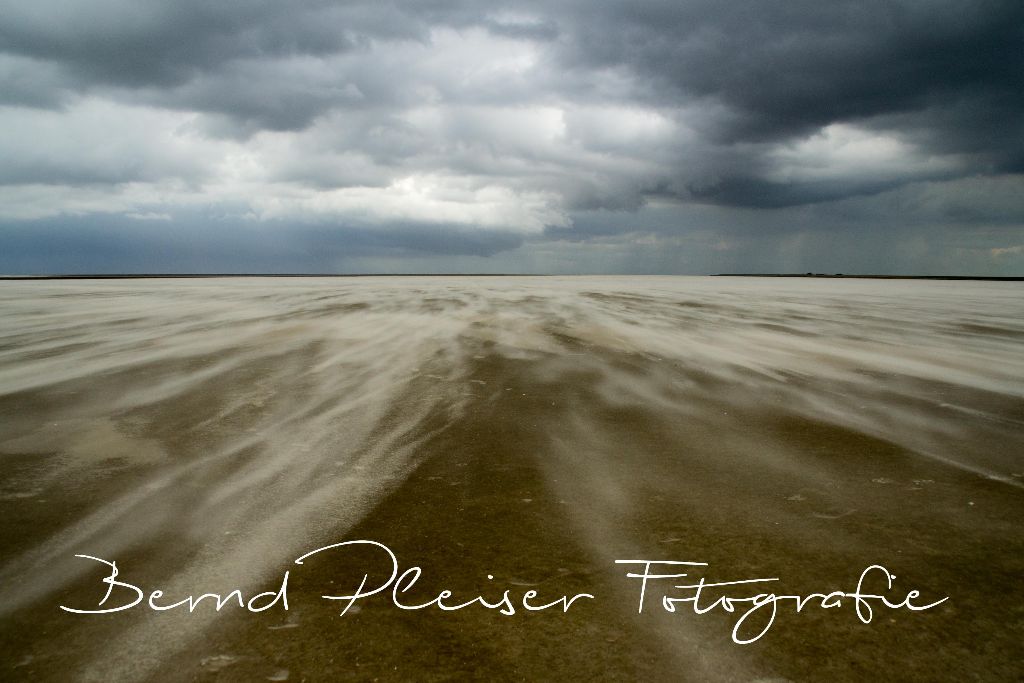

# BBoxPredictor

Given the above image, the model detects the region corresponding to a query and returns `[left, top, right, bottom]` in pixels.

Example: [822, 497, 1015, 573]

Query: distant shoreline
[0, 273, 1021, 281]
[716, 274, 1023, 281]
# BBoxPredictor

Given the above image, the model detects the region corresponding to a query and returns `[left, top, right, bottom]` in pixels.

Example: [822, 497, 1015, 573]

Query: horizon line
[1, 273, 1021, 281]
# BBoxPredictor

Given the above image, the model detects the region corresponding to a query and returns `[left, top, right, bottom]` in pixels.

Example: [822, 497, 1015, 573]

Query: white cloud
[766, 123, 964, 184]
[249, 173, 570, 232]
[0, 98, 219, 186]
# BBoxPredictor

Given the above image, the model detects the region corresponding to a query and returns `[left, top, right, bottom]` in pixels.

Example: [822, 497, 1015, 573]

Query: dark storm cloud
[0, 1, 420, 88]
[0, 0, 1020, 273]
[543, 0, 1024, 204]
[0, 213, 523, 274]
[3, 1, 1021, 169]
[554, 1, 1024, 134]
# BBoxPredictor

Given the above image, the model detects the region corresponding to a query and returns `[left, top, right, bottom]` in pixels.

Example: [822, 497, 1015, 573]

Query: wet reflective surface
[1, 276, 1022, 681]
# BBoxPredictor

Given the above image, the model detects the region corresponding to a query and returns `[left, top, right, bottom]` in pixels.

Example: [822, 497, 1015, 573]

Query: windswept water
[0, 277, 1021, 681]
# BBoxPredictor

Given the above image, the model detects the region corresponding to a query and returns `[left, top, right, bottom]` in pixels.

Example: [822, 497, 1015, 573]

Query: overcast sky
[1, 0, 1022, 274]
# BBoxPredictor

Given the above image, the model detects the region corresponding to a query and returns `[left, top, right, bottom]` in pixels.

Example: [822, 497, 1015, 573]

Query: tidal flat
[0, 276, 1021, 681]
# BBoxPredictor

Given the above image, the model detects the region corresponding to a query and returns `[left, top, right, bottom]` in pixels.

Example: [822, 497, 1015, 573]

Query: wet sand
[0, 276, 1022, 681]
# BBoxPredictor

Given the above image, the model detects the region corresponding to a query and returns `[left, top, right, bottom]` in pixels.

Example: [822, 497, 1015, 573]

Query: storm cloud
[0, 0, 1021, 273]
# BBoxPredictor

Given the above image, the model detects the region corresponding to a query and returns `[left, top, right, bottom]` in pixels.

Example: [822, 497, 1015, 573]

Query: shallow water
[0, 276, 1021, 681]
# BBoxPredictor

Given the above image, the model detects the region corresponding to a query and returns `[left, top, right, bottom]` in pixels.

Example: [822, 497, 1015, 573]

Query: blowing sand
[0, 276, 1021, 681]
